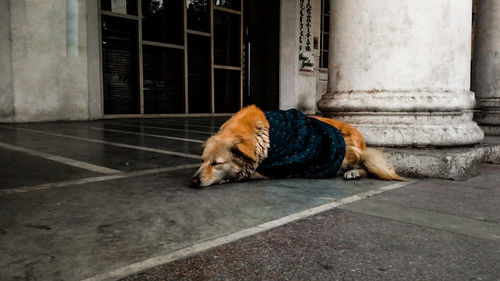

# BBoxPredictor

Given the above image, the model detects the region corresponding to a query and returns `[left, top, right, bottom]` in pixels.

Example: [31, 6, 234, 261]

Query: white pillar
[318, 0, 484, 146]
[472, 0, 500, 135]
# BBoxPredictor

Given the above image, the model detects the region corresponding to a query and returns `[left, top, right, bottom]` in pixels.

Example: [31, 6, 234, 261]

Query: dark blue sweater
[256, 109, 346, 178]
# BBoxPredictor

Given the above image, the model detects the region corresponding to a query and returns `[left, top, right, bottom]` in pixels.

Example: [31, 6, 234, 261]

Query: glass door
[212, 0, 242, 113]
[101, 1, 140, 114]
[100, 0, 244, 115]
[141, 0, 185, 114]
[243, 0, 279, 110]
[186, 0, 212, 113]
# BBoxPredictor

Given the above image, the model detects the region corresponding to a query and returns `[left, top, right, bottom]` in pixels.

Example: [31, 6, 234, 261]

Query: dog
[190, 105, 404, 187]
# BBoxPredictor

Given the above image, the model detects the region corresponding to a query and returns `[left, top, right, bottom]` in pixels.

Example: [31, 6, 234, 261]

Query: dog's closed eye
[211, 161, 224, 166]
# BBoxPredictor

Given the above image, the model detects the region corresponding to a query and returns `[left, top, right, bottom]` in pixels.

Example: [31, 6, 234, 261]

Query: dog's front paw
[344, 169, 360, 180]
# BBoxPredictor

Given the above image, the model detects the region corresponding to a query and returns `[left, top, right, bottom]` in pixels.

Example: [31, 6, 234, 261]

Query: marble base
[322, 112, 484, 147]
[380, 139, 500, 180]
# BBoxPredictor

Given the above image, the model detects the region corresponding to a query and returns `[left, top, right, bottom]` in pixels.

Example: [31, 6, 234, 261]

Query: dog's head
[190, 135, 257, 188]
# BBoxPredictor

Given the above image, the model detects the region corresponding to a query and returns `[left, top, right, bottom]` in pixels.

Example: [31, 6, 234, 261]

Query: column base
[323, 112, 484, 147]
[318, 89, 484, 147]
[474, 98, 500, 136]
[317, 89, 477, 112]
[379, 138, 500, 180]
[480, 126, 500, 136]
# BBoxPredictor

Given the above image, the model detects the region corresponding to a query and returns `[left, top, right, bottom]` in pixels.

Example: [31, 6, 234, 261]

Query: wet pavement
[121, 204, 500, 281]
[122, 164, 500, 281]
[0, 117, 416, 281]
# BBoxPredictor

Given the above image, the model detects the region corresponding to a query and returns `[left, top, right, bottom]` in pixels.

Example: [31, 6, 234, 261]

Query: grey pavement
[122, 165, 500, 281]
[0, 118, 499, 281]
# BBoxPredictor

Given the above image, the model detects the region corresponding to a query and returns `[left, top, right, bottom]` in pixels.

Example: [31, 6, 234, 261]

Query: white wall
[86, 0, 103, 120]
[0, 0, 14, 122]
[0, 0, 101, 123]
[280, 0, 324, 114]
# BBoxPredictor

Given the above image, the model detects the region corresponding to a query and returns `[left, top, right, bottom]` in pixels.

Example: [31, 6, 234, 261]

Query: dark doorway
[101, 15, 140, 115]
[101, 0, 246, 115]
[243, 0, 280, 111]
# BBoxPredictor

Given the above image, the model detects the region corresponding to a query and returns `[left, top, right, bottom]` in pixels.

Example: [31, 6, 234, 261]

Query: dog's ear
[201, 136, 217, 156]
[200, 142, 206, 155]
[231, 138, 257, 163]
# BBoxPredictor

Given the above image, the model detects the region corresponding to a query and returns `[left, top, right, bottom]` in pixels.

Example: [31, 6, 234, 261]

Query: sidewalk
[122, 164, 500, 281]
[0, 118, 498, 281]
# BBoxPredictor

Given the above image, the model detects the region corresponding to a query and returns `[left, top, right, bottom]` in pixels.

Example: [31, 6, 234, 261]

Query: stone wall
[0, 0, 14, 122]
[0, 0, 101, 123]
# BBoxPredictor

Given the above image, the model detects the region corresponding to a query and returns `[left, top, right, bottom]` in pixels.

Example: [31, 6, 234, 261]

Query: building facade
[1, 0, 499, 144]
[0, 0, 331, 121]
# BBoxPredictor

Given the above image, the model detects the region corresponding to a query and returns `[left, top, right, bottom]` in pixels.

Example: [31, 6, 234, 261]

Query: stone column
[318, 0, 484, 147]
[472, 0, 500, 135]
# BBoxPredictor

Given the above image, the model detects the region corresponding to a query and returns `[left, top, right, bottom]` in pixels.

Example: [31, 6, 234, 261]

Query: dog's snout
[190, 176, 201, 188]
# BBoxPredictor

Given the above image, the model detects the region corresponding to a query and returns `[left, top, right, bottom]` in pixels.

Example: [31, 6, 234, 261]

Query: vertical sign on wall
[298, 0, 314, 73]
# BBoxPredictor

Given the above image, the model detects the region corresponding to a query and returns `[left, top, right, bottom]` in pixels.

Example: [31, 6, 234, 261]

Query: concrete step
[381, 136, 500, 180]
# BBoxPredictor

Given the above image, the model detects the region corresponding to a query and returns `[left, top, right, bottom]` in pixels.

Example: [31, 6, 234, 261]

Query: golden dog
[190, 105, 404, 187]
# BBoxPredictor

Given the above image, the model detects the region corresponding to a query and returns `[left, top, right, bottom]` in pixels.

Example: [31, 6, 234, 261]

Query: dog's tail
[360, 147, 406, 181]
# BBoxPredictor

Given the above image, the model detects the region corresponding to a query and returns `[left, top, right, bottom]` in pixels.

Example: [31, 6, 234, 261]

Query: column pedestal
[319, 90, 483, 147]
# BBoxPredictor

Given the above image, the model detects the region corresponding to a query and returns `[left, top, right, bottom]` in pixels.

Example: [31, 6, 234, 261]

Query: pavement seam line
[0, 141, 122, 175]
[133, 119, 224, 128]
[0, 164, 200, 195]
[84, 126, 205, 143]
[126, 120, 219, 129]
[123, 120, 219, 130]
[112, 122, 214, 135]
[0, 125, 201, 159]
[80, 179, 417, 281]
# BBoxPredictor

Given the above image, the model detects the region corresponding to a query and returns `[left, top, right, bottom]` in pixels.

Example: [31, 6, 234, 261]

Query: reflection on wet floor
[0, 117, 398, 281]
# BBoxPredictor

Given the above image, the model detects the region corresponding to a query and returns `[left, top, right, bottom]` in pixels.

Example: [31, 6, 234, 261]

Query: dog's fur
[191, 105, 404, 187]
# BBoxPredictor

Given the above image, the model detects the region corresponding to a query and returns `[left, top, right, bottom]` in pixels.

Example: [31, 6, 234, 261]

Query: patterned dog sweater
[256, 109, 346, 178]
